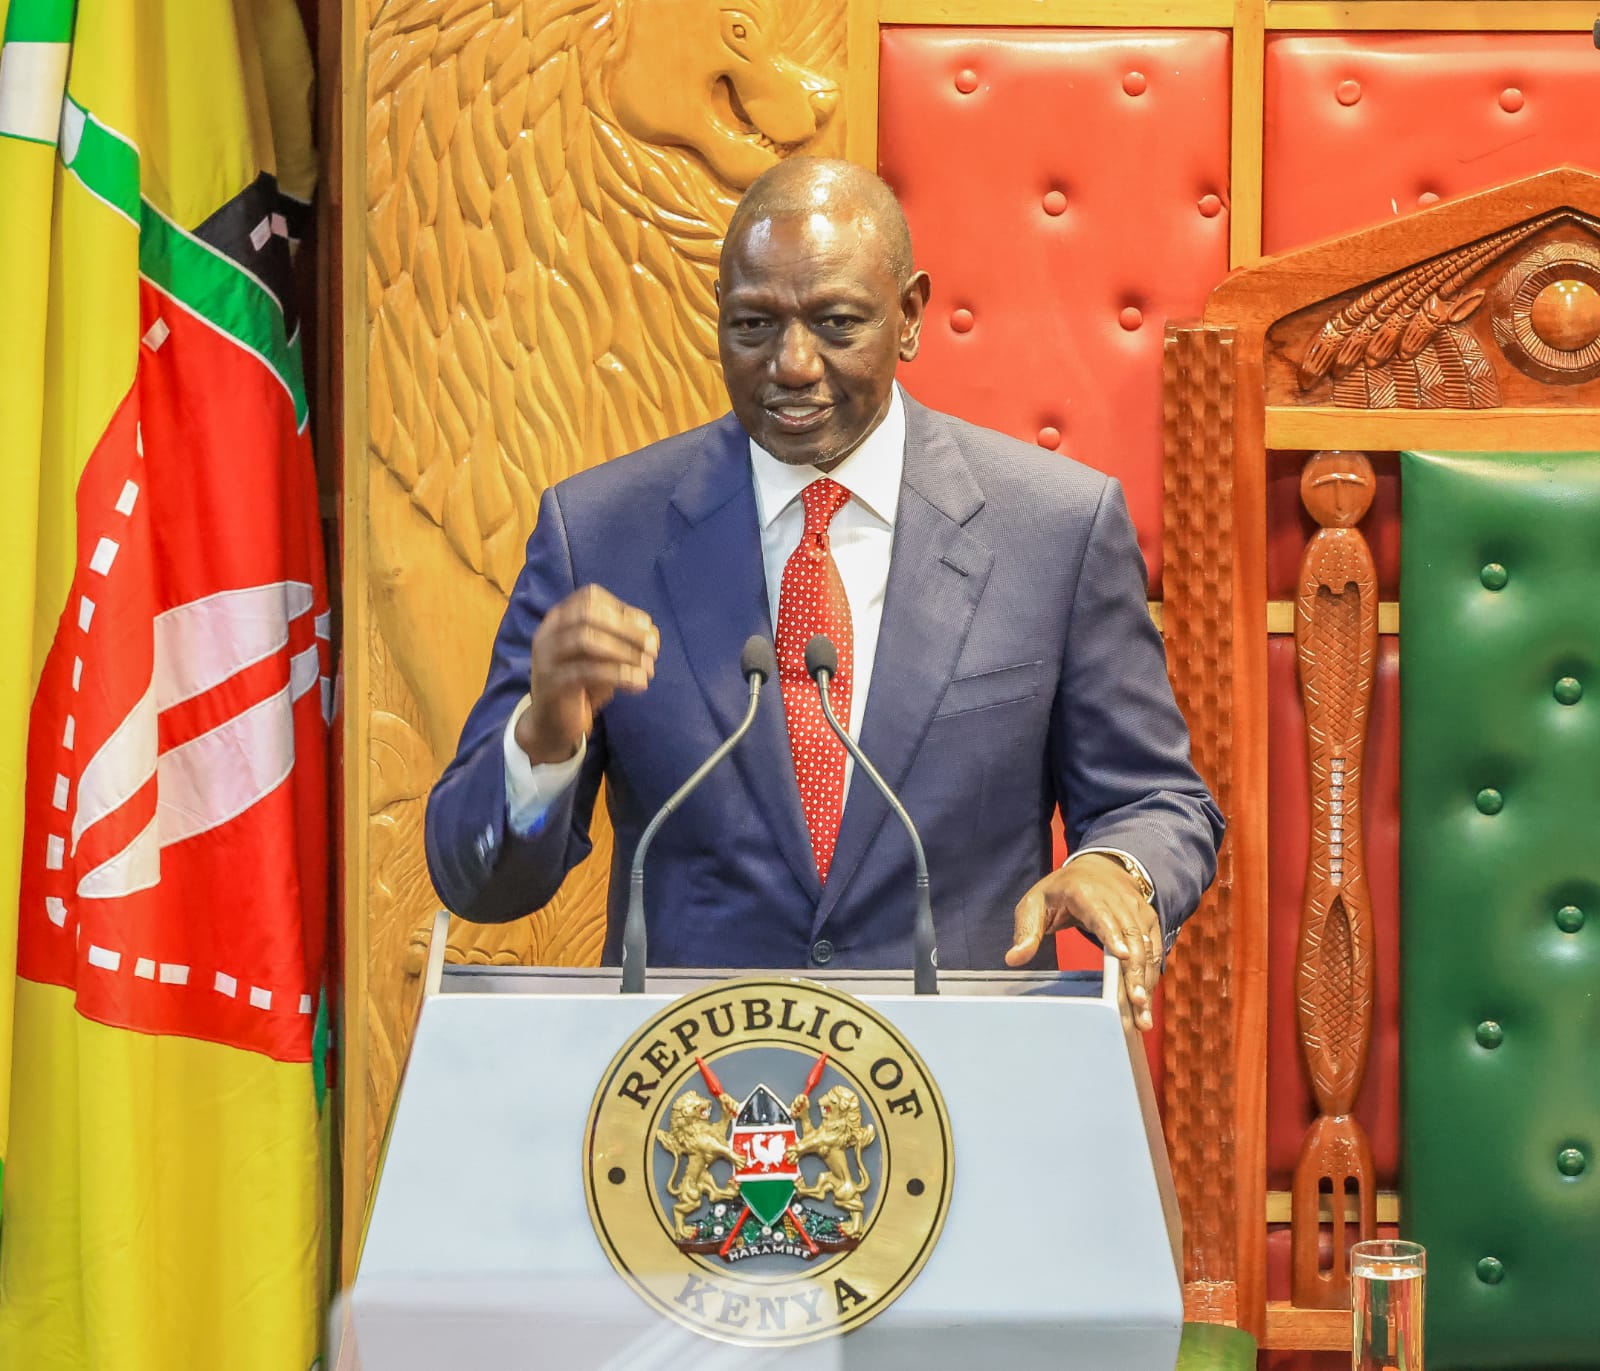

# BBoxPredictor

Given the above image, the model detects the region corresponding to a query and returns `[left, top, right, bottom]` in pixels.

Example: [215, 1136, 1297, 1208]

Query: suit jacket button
[810, 938, 835, 966]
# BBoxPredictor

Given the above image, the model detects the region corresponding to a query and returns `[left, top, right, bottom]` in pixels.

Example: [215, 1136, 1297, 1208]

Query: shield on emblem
[731, 1084, 799, 1227]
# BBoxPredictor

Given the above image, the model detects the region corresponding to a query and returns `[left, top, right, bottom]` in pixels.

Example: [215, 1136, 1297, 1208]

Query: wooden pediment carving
[1272, 210, 1600, 410]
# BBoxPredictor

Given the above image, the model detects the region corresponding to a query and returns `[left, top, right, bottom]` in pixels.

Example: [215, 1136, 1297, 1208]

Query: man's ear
[899, 270, 932, 362]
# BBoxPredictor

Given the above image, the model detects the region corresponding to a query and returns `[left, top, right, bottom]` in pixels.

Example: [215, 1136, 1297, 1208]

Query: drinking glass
[1350, 1239, 1425, 1371]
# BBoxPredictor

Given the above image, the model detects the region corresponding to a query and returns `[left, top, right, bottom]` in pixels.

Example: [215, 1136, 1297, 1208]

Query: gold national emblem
[584, 978, 954, 1346]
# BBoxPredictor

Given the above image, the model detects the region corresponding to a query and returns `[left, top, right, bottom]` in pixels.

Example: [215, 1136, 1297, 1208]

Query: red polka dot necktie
[777, 478, 854, 883]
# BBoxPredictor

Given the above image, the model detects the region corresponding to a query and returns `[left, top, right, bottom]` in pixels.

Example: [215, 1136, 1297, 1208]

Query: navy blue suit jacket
[425, 396, 1223, 970]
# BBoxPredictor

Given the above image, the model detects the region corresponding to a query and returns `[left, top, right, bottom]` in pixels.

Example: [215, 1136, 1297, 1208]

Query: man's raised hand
[514, 585, 659, 765]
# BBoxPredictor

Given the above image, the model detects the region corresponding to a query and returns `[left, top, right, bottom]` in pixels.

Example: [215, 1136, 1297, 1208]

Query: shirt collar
[748, 385, 906, 532]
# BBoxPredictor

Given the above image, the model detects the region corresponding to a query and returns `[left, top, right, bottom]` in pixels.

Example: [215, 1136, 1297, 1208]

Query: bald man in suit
[426, 158, 1223, 1029]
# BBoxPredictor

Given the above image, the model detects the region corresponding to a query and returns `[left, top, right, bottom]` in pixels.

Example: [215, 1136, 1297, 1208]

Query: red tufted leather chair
[1264, 33, 1600, 254]
[879, 27, 1232, 590]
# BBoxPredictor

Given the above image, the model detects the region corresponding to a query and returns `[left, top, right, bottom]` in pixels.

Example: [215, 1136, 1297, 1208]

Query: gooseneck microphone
[804, 635, 939, 995]
[621, 635, 777, 993]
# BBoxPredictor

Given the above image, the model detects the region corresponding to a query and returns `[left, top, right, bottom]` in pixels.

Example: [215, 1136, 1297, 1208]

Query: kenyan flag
[0, 3, 329, 1368]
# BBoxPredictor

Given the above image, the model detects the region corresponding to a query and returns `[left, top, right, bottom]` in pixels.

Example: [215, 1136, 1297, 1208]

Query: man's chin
[749, 429, 832, 468]
[751, 424, 869, 471]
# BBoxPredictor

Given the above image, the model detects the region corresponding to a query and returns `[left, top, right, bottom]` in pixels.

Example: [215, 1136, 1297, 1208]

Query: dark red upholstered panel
[1266, 637, 1401, 1189]
[1263, 34, 1600, 254]
[879, 27, 1233, 589]
[1267, 451, 1400, 601]
[1267, 1221, 1402, 1307]
[1263, 1348, 1346, 1371]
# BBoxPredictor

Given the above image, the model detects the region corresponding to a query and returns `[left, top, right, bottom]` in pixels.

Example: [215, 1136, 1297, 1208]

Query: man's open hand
[514, 585, 659, 765]
[1006, 854, 1163, 1031]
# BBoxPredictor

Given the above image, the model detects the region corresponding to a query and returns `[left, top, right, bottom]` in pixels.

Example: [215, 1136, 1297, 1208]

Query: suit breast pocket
[932, 660, 1046, 720]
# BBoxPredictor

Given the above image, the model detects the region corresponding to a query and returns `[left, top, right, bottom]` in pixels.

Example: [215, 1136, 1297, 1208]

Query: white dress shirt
[499, 387, 1154, 911]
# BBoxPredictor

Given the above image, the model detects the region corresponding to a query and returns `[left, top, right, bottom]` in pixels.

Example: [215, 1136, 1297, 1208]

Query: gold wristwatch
[1084, 849, 1156, 905]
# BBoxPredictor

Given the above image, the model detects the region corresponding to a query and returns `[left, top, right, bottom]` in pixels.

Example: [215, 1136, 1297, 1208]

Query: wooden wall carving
[1290, 450, 1378, 1309]
[1161, 323, 1241, 1323]
[1274, 210, 1600, 411]
[360, 0, 845, 1174]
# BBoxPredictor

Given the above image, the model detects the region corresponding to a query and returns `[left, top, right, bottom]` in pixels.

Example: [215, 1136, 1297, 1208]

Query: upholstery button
[1500, 87, 1524, 113]
[1120, 307, 1143, 332]
[1037, 426, 1061, 450]
[1417, 191, 1440, 208]
[1558, 1147, 1587, 1177]
[1198, 193, 1223, 218]
[1475, 1020, 1504, 1049]
[1476, 1256, 1505, 1284]
[810, 938, 835, 966]
[1336, 79, 1362, 106]
[1480, 562, 1508, 590]
[1122, 71, 1147, 96]
[1475, 788, 1503, 815]
[950, 308, 974, 334]
[1042, 189, 1067, 217]
[1555, 676, 1583, 705]
[954, 68, 979, 95]
[1557, 905, 1586, 933]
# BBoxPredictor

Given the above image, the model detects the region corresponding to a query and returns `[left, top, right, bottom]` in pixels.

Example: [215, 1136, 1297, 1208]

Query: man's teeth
[775, 406, 820, 418]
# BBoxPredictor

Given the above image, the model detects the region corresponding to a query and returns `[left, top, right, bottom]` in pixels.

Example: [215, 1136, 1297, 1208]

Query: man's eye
[822, 316, 860, 330]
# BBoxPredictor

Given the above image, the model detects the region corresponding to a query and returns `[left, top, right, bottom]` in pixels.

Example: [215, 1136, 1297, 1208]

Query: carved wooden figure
[1291, 450, 1380, 1308]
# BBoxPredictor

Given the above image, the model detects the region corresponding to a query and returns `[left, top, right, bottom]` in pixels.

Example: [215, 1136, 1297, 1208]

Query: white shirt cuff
[503, 695, 586, 836]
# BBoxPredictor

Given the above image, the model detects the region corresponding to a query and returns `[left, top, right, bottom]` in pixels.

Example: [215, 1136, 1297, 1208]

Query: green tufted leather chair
[1400, 451, 1600, 1370]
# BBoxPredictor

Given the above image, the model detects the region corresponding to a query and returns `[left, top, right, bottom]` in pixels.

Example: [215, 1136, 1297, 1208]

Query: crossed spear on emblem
[696, 1053, 827, 1258]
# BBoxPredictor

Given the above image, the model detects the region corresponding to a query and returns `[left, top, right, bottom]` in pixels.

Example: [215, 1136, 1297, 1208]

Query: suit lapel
[815, 399, 994, 928]
[655, 415, 822, 902]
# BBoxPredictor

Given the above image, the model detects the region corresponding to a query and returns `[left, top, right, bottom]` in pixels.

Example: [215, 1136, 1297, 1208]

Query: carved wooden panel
[1289, 451, 1379, 1309]
[1267, 211, 1600, 410]
[361, 0, 846, 1172]
[1162, 323, 1239, 1320]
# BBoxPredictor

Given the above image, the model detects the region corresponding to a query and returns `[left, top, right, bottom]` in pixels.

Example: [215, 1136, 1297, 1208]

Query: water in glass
[1351, 1240, 1424, 1371]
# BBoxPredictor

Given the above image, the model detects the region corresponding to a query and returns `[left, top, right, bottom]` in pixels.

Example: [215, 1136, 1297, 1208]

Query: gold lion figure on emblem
[656, 1090, 742, 1238]
[786, 1085, 876, 1238]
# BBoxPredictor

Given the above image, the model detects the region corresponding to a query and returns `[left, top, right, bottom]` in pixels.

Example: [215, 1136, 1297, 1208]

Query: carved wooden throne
[1160, 166, 1600, 1353]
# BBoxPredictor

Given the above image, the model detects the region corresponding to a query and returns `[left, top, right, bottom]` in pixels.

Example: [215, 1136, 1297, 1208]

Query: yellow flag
[0, 3, 328, 1367]
[0, 0, 80, 1213]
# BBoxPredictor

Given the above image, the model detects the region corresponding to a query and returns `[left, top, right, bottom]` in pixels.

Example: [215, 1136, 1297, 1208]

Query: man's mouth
[765, 401, 832, 432]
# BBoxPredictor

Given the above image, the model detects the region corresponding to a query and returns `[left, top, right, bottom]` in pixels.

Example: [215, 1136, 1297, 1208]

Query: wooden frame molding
[1162, 324, 1265, 1336]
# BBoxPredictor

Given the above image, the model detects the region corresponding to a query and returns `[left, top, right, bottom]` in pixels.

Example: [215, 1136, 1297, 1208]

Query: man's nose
[772, 322, 823, 386]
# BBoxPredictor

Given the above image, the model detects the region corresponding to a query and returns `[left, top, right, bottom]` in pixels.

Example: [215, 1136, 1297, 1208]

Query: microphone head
[740, 635, 777, 684]
[804, 635, 838, 681]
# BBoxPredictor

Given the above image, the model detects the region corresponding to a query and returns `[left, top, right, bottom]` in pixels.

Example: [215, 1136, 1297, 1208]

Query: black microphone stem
[621, 673, 765, 993]
[815, 671, 939, 995]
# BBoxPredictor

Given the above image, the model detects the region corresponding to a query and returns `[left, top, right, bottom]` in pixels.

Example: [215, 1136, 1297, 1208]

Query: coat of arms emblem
[661, 1058, 877, 1260]
[584, 978, 953, 1346]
